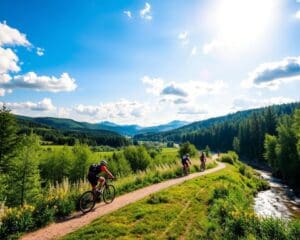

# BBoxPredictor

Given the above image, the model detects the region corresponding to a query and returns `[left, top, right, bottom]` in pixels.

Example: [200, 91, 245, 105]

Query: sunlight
[213, 0, 277, 50]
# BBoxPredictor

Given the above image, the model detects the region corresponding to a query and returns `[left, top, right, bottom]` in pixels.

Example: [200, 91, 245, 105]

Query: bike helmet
[100, 160, 107, 166]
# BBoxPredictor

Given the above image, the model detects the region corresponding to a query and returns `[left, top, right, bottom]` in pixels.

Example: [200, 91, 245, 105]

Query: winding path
[21, 161, 225, 240]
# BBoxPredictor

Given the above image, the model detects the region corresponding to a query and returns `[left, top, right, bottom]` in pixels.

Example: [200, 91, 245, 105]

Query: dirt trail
[21, 161, 225, 240]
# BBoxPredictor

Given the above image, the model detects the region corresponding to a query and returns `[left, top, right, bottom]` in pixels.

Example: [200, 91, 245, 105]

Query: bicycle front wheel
[79, 191, 96, 213]
[103, 184, 116, 204]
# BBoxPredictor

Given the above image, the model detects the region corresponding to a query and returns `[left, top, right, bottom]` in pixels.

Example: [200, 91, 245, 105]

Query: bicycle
[183, 164, 190, 176]
[79, 178, 116, 213]
[200, 160, 206, 172]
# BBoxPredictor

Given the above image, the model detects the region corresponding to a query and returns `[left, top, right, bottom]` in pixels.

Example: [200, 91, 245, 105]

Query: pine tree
[0, 105, 18, 173]
[6, 134, 41, 206]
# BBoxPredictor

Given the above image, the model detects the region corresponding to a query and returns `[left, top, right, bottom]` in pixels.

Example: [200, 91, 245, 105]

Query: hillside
[17, 117, 129, 147]
[16, 115, 188, 136]
[134, 102, 300, 142]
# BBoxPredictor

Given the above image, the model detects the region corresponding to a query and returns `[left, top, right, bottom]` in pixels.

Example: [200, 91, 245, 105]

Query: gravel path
[21, 161, 225, 240]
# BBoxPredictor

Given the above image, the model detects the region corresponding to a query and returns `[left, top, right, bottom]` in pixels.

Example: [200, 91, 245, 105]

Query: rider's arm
[101, 165, 114, 178]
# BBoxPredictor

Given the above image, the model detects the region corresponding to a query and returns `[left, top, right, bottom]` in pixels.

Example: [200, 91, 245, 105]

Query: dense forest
[17, 117, 129, 147]
[135, 102, 300, 192]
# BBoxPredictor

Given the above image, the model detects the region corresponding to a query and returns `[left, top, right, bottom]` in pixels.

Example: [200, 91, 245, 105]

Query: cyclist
[88, 160, 114, 193]
[200, 152, 206, 171]
[181, 154, 192, 175]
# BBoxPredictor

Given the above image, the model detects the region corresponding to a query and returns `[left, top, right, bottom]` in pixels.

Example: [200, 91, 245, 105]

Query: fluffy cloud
[140, 2, 152, 20]
[0, 47, 20, 74]
[1, 72, 77, 92]
[232, 96, 296, 110]
[124, 10, 132, 18]
[178, 31, 189, 45]
[142, 75, 164, 96]
[74, 99, 151, 121]
[142, 76, 227, 103]
[0, 98, 56, 111]
[0, 21, 30, 47]
[295, 10, 300, 19]
[161, 83, 188, 97]
[36, 47, 44, 56]
[0, 22, 76, 97]
[242, 56, 300, 89]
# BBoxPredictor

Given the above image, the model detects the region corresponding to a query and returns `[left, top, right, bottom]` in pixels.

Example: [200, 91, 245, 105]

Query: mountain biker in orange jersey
[181, 154, 192, 172]
[88, 160, 114, 193]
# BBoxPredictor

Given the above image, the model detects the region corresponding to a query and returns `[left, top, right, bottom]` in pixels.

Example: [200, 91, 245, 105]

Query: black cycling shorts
[87, 172, 99, 186]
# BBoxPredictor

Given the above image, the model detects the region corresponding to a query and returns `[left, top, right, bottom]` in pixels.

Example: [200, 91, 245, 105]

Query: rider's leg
[98, 177, 105, 191]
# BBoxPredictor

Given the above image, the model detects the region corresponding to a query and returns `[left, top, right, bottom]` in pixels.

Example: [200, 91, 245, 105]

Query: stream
[254, 170, 300, 220]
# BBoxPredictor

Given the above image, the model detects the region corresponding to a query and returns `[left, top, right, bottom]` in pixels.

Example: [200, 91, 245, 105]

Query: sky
[0, 0, 300, 126]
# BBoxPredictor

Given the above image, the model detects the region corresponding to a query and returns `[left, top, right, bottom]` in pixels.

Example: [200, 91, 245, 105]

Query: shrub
[178, 142, 197, 158]
[219, 154, 234, 164]
[0, 205, 34, 238]
[31, 201, 55, 228]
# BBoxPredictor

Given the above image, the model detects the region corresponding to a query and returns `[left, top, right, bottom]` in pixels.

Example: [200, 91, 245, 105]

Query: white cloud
[191, 46, 197, 56]
[0, 47, 20, 74]
[74, 99, 152, 122]
[1, 72, 77, 93]
[295, 10, 300, 19]
[0, 98, 56, 112]
[124, 10, 132, 18]
[36, 47, 44, 56]
[0, 22, 77, 97]
[232, 96, 296, 110]
[142, 76, 227, 102]
[0, 21, 31, 47]
[203, 39, 224, 54]
[242, 56, 300, 90]
[161, 83, 188, 97]
[140, 2, 152, 20]
[142, 75, 164, 96]
[178, 31, 189, 45]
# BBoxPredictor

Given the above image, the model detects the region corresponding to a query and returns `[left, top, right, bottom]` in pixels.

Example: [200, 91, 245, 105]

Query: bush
[0, 205, 34, 238]
[219, 154, 234, 164]
[178, 142, 197, 158]
[31, 201, 55, 228]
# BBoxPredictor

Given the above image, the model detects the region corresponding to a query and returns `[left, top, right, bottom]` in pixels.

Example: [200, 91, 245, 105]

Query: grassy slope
[61, 165, 252, 240]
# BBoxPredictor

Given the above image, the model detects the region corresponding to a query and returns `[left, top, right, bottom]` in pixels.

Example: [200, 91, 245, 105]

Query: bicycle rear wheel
[103, 184, 115, 204]
[79, 191, 96, 213]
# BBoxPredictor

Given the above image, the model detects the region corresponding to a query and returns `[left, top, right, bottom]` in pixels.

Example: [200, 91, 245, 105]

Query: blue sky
[0, 0, 300, 125]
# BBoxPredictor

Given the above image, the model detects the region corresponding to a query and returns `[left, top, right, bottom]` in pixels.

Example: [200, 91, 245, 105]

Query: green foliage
[204, 145, 211, 157]
[264, 110, 300, 192]
[61, 160, 292, 240]
[123, 146, 151, 172]
[178, 141, 197, 157]
[219, 151, 238, 165]
[0, 205, 35, 239]
[232, 136, 240, 153]
[5, 134, 41, 207]
[108, 152, 132, 177]
[0, 105, 18, 173]
[69, 143, 92, 182]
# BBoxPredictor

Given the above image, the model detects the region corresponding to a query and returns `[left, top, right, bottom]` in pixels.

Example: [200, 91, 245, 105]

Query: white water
[254, 170, 300, 219]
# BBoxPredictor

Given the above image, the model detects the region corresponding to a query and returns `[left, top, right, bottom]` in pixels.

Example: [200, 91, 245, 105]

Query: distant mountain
[15, 115, 189, 136]
[134, 102, 300, 142]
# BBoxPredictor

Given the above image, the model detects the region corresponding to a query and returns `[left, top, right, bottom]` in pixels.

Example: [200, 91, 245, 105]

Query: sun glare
[213, 0, 278, 51]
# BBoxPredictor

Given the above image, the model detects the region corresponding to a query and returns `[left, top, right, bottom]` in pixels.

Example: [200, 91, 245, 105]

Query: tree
[69, 143, 92, 182]
[123, 146, 151, 172]
[264, 134, 278, 173]
[108, 152, 132, 177]
[0, 105, 18, 173]
[232, 137, 240, 153]
[6, 134, 41, 206]
[179, 142, 197, 158]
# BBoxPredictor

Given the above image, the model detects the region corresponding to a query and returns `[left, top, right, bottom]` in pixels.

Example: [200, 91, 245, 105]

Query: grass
[60, 164, 245, 240]
[62, 161, 299, 240]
